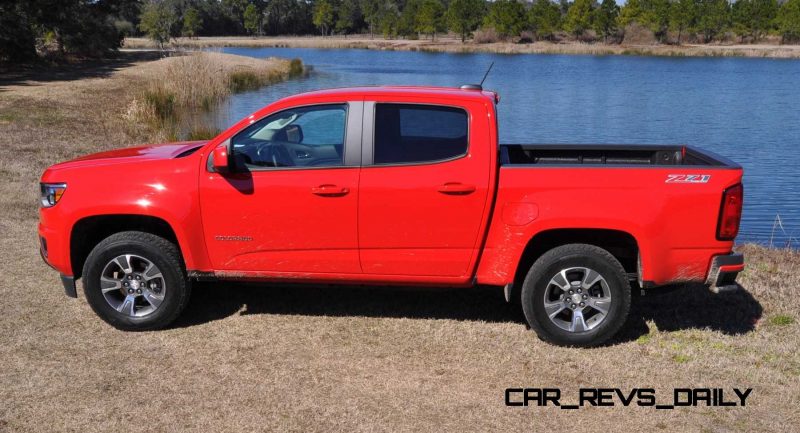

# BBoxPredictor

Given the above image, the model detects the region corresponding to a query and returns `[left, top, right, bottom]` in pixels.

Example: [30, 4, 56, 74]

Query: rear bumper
[705, 252, 744, 293]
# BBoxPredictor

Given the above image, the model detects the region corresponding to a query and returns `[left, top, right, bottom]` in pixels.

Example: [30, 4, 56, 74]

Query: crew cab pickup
[39, 86, 744, 346]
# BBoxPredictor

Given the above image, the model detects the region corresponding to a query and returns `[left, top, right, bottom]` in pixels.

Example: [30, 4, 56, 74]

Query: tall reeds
[124, 52, 305, 142]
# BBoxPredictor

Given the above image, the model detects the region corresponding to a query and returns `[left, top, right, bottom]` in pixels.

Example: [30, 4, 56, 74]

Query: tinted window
[231, 104, 346, 169]
[374, 104, 468, 165]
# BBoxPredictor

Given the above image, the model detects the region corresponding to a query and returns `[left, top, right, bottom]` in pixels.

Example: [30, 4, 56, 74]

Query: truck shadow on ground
[614, 284, 763, 344]
[176, 282, 763, 345]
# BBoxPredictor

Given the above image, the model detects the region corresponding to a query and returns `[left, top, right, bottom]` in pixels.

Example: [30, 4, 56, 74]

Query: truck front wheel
[82, 231, 191, 331]
[521, 244, 631, 347]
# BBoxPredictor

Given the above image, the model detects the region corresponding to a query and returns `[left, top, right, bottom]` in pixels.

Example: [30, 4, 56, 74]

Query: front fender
[40, 155, 212, 275]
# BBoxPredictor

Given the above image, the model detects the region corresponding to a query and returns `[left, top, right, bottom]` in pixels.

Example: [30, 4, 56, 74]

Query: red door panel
[200, 169, 360, 273]
[358, 100, 492, 278]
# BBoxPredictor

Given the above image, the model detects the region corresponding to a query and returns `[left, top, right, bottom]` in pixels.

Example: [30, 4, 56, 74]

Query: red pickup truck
[39, 86, 744, 346]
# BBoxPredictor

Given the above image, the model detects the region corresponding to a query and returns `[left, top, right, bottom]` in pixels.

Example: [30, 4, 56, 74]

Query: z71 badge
[666, 174, 711, 183]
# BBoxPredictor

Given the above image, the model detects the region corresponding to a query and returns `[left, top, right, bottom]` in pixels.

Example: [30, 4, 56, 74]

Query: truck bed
[500, 144, 739, 168]
[481, 143, 743, 288]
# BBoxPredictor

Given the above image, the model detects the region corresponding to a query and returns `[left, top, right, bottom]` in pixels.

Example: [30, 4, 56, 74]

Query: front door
[200, 102, 363, 274]
[358, 102, 492, 278]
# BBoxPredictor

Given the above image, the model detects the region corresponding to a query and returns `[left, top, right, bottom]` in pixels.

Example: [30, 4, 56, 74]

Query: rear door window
[374, 104, 468, 165]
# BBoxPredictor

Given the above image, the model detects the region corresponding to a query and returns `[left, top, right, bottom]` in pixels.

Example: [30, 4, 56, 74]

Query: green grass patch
[710, 342, 727, 351]
[143, 88, 176, 121]
[673, 354, 690, 363]
[288, 58, 304, 77]
[186, 126, 221, 140]
[0, 113, 18, 123]
[636, 334, 652, 345]
[199, 95, 218, 112]
[769, 314, 795, 326]
[762, 353, 779, 363]
[229, 71, 262, 93]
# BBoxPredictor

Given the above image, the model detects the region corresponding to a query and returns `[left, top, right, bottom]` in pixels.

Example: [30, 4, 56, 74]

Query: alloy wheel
[542, 267, 612, 332]
[99, 254, 166, 317]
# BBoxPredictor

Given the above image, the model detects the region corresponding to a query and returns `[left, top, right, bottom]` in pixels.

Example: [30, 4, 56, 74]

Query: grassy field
[0, 53, 798, 432]
[123, 35, 800, 59]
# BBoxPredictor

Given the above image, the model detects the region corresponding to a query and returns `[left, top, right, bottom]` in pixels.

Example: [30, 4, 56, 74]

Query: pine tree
[139, 0, 177, 50]
[313, 0, 335, 36]
[243, 3, 260, 35]
[416, 0, 445, 40]
[361, 0, 381, 38]
[182, 7, 203, 38]
[447, 0, 485, 43]
[378, 1, 401, 37]
[750, 0, 778, 41]
[669, 0, 696, 44]
[696, 0, 730, 43]
[529, 0, 562, 41]
[564, 0, 594, 38]
[483, 0, 528, 39]
[335, 0, 361, 35]
[776, 0, 800, 43]
[594, 0, 620, 42]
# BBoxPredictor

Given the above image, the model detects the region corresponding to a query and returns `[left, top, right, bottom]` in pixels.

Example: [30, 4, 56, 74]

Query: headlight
[40, 183, 67, 208]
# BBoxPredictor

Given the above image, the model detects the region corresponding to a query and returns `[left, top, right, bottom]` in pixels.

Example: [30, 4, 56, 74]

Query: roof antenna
[460, 61, 494, 91]
[480, 61, 494, 87]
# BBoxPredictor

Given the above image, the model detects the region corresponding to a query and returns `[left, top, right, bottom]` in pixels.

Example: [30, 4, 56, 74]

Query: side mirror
[212, 142, 230, 173]
[285, 125, 303, 144]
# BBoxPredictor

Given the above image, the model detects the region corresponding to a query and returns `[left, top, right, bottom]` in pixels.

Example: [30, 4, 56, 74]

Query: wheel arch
[510, 228, 640, 302]
[70, 214, 182, 279]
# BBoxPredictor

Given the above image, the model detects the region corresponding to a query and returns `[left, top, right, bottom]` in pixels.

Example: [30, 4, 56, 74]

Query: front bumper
[38, 219, 71, 274]
[40, 240, 77, 298]
[705, 252, 744, 293]
[39, 220, 77, 298]
[60, 275, 77, 298]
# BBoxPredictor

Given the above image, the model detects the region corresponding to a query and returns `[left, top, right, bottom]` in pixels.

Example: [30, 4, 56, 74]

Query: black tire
[521, 244, 631, 347]
[82, 231, 190, 331]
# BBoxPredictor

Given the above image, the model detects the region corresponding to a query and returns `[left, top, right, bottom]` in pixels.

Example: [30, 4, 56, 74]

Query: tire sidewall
[523, 249, 629, 346]
[83, 237, 185, 330]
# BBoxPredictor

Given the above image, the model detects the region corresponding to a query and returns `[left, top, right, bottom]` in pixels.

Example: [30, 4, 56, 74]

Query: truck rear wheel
[521, 244, 631, 347]
[82, 231, 190, 331]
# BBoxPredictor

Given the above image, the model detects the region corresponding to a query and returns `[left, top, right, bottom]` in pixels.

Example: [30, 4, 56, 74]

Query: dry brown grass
[0, 52, 294, 213]
[121, 52, 300, 142]
[124, 35, 800, 59]
[1, 54, 799, 432]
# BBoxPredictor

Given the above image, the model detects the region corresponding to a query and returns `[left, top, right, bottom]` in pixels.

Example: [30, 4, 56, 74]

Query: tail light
[717, 183, 743, 241]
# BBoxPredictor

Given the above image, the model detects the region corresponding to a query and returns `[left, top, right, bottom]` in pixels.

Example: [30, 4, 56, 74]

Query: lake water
[212, 47, 800, 247]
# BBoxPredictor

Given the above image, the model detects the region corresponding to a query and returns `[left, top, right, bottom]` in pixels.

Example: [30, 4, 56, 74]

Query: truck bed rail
[500, 144, 739, 168]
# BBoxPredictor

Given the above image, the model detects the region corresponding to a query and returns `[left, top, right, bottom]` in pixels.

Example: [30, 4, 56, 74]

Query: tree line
[3, 0, 800, 62]
[308, 0, 800, 43]
[138, 0, 800, 44]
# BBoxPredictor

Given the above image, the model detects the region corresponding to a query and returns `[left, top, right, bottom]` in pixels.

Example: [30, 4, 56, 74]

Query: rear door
[357, 100, 492, 278]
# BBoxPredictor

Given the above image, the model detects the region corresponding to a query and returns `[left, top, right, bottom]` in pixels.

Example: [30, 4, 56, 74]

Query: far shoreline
[124, 36, 800, 59]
